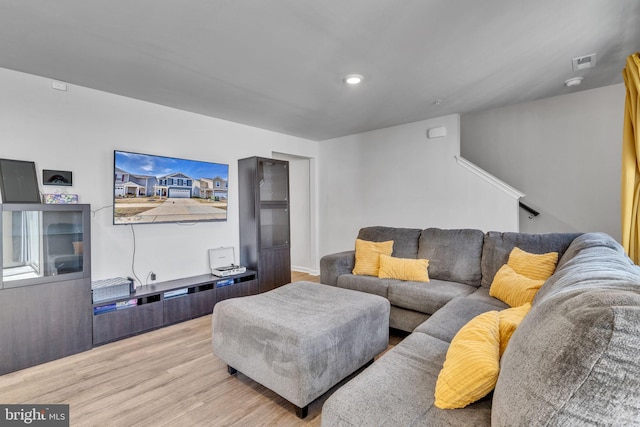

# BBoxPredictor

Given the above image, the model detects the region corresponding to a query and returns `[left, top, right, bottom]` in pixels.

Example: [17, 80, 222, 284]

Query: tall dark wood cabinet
[0, 203, 92, 374]
[238, 157, 291, 293]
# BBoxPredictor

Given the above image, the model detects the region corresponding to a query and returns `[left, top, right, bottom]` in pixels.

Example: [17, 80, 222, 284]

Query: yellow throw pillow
[434, 311, 501, 409]
[507, 247, 558, 281]
[352, 239, 394, 276]
[489, 264, 545, 307]
[498, 303, 531, 357]
[378, 254, 430, 282]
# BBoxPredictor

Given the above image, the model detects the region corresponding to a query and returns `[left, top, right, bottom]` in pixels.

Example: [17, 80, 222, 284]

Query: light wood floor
[0, 272, 403, 427]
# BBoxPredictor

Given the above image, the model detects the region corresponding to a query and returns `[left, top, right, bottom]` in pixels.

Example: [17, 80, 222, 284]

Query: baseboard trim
[292, 266, 320, 276]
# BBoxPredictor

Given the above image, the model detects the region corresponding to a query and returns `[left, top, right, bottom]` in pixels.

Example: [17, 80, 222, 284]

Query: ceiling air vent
[572, 53, 597, 72]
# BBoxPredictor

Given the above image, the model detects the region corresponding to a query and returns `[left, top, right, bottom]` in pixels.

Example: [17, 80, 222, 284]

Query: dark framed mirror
[0, 158, 41, 203]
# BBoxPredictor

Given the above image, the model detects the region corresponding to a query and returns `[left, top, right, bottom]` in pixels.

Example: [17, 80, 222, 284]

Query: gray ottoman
[212, 281, 390, 418]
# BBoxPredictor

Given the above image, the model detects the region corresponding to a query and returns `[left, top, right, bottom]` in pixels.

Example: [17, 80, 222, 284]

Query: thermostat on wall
[427, 126, 447, 139]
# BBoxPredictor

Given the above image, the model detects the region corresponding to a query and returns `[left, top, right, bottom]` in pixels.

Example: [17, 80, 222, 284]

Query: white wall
[0, 68, 318, 283]
[5, 66, 571, 279]
[318, 114, 521, 256]
[460, 84, 624, 241]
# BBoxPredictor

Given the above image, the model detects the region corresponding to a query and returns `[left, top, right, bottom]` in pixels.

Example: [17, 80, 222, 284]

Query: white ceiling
[0, 0, 638, 141]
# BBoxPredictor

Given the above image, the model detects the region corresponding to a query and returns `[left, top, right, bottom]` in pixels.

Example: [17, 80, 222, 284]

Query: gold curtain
[621, 52, 640, 263]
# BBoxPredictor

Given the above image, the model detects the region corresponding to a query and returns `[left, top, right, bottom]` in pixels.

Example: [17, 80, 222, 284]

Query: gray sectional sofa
[320, 227, 640, 425]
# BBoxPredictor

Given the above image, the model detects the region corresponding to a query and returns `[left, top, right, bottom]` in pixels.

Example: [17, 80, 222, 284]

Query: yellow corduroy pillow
[434, 311, 501, 409]
[352, 239, 394, 276]
[378, 254, 430, 282]
[489, 264, 545, 307]
[498, 303, 531, 357]
[507, 247, 558, 281]
[489, 247, 558, 307]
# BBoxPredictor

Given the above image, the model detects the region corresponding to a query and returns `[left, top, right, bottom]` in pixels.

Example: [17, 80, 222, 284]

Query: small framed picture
[0, 158, 41, 203]
[43, 169, 73, 186]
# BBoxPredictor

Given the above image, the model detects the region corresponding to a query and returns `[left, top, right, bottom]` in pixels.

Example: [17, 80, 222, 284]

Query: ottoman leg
[295, 404, 308, 419]
[227, 365, 237, 375]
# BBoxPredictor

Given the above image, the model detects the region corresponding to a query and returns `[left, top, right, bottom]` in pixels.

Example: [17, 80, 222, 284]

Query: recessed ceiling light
[344, 74, 364, 85]
[564, 77, 583, 87]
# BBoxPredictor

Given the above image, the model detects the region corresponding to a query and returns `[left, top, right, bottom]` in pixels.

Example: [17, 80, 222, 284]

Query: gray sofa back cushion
[555, 231, 629, 271]
[418, 228, 484, 286]
[480, 231, 580, 288]
[492, 288, 640, 425]
[535, 232, 640, 304]
[357, 226, 422, 259]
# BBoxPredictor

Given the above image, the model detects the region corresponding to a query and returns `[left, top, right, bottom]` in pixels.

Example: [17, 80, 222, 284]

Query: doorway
[272, 152, 318, 275]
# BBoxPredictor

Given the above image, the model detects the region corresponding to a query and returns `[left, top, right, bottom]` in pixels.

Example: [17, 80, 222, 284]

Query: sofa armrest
[320, 251, 355, 286]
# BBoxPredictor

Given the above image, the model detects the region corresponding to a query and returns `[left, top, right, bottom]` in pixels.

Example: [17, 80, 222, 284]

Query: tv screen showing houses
[114, 150, 229, 224]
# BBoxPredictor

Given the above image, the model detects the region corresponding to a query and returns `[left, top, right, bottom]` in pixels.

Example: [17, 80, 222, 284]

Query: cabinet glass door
[259, 160, 288, 202]
[2, 209, 85, 282]
[260, 207, 289, 248]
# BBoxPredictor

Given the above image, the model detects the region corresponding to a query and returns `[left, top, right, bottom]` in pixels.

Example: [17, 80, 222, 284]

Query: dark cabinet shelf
[92, 270, 257, 345]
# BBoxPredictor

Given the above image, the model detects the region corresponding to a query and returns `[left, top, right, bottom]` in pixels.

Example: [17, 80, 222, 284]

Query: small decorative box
[43, 193, 79, 204]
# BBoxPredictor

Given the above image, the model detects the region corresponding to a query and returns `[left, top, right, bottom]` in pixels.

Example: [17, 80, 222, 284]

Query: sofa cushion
[434, 310, 501, 409]
[321, 332, 492, 426]
[465, 287, 510, 309]
[535, 232, 640, 305]
[388, 279, 476, 315]
[352, 238, 394, 276]
[492, 289, 640, 425]
[357, 226, 422, 258]
[480, 231, 579, 288]
[378, 254, 430, 282]
[389, 306, 430, 332]
[415, 296, 504, 343]
[336, 274, 400, 298]
[555, 231, 629, 271]
[418, 228, 484, 286]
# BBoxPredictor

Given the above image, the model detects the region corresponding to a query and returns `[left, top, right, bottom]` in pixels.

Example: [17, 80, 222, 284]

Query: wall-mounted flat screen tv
[113, 150, 229, 225]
